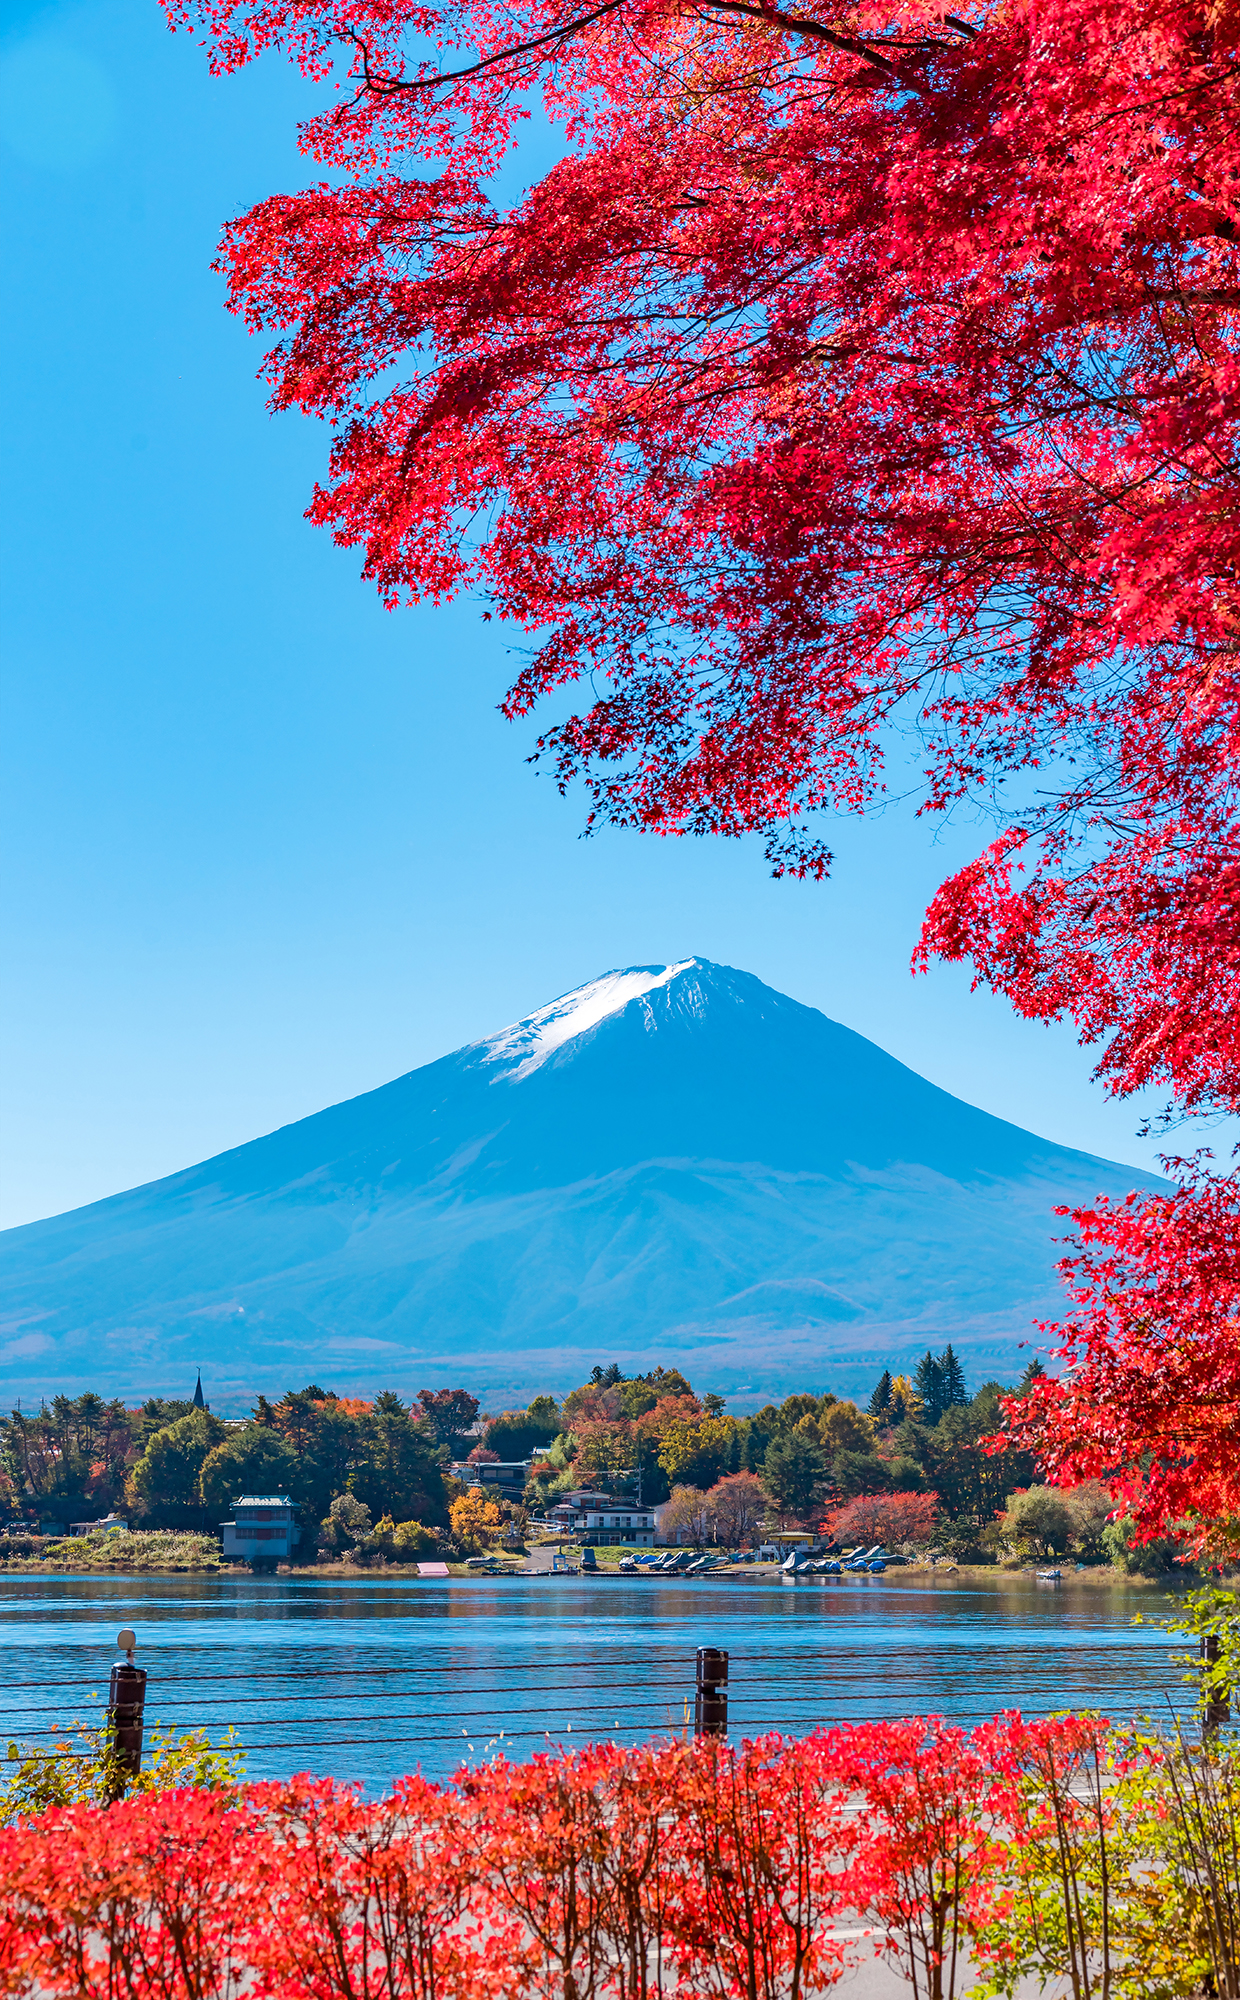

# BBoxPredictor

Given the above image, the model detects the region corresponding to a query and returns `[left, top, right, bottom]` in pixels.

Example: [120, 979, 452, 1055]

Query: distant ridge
[0, 959, 1154, 1409]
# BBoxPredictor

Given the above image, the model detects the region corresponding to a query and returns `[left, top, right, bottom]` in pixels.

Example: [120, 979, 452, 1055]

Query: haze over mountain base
[0, 961, 1153, 1411]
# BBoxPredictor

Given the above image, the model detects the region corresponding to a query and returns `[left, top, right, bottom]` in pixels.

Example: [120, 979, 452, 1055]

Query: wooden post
[1202, 1633, 1231, 1737]
[695, 1645, 728, 1738]
[105, 1627, 147, 1799]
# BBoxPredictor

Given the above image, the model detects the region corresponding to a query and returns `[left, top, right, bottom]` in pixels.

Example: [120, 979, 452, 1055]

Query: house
[544, 1489, 656, 1547]
[450, 1459, 532, 1495]
[219, 1494, 300, 1565]
[68, 1512, 128, 1536]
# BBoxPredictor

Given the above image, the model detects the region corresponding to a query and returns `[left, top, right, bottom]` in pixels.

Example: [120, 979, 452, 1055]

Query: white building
[68, 1512, 128, 1536]
[220, 1494, 301, 1566]
[545, 1489, 656, 1547]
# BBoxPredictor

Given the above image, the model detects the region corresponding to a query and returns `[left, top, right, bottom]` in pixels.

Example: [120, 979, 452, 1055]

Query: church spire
[192, 1370, 206, 1410]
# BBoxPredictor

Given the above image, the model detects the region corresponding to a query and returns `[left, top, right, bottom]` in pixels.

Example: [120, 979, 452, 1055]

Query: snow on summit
[479, 960, 698, 1083]
[0, 954, 1160, 1406]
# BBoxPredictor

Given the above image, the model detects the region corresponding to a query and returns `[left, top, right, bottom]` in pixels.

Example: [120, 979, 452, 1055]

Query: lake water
[4, 1570, 1189, 1791]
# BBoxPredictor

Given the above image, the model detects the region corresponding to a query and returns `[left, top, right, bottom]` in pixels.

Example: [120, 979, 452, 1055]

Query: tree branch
[692, 0, 919, 83]
[346, 1, 628, 98]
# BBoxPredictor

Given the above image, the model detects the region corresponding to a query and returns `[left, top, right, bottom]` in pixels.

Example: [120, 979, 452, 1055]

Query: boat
[1036, 1568, 1062, 1582]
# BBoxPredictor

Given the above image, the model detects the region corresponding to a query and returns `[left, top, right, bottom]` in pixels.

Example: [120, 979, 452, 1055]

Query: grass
[0, 1529, 221, 1572]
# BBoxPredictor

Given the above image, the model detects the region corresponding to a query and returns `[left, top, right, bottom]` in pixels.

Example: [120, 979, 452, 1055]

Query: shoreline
[0, 1558, 1178, 1587]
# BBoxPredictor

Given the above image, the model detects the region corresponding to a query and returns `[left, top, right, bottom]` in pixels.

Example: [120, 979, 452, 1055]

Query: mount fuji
[0, 959, 1153, 1409]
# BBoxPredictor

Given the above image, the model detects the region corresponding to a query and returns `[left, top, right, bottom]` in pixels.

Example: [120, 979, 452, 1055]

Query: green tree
[1102, 1516, 1182, 1575]
[482, 1407, 560, 1459]
[318, 1493, 373, 1556]
[638, 1366, 693, 1400]
[915, 1351, 946, 1427]
[350, 1392, 448, 1525]
[619, 1379, 660, 1420]
[939, 1344, 969, 1409]
[868, 1371, 894, 1423]
[247, 1388, 363, 1521]
[127, 1412, 227, 1525]
[198, 1426, 303, 1518]
[761, 1432, 827, 1523]
[1003, 1486, 1073, 1557]
[527, 1394, 563, 1429]
[777, 1393, 821, 1430]
[741, 1418, 769, 1474]
[138, 1397, 196, 1446]
[831, 1450, 894, 1500]
[1, 1395, 138, 1522]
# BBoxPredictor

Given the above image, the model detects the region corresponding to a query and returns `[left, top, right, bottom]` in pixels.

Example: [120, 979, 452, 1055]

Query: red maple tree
[164, 0, 1240, 1542]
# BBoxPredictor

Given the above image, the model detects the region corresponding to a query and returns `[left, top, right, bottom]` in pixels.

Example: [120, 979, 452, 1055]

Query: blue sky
[0, 0, 1196, 1230]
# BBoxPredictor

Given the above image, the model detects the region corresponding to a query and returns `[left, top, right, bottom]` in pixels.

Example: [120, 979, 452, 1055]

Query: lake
[4, 1570, 1189, 1791]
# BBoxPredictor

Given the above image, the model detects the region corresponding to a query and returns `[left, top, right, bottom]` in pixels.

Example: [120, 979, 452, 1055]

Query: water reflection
[1, 1571, 1185, 1792]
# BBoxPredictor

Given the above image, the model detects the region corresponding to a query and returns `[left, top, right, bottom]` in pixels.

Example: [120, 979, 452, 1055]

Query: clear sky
[0, 0, 1205, 1231]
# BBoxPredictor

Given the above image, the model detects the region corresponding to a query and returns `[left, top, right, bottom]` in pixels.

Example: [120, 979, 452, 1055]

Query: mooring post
[105, 1626, 147, 1799]
[695, 1646, 728, 1739]
[1202, 1632, 1231, 1738]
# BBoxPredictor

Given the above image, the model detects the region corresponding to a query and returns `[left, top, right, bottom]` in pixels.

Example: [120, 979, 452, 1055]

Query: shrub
[1, 1721, 244, 1824]
[2, 1721, 1237, 2000]
[0, 1531, 220, 1574]
[392, 1520, 437, 1559]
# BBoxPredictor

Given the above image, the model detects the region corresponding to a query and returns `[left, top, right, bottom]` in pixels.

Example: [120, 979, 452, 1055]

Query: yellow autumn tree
[449, 1487, 502, 1549]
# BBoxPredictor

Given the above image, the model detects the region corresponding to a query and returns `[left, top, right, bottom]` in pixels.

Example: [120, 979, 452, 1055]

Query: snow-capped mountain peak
[479, 960, 698, 1083]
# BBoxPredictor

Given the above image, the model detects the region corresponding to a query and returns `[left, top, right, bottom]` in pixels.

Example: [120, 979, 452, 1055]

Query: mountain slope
[0, 960, 1152, 1407]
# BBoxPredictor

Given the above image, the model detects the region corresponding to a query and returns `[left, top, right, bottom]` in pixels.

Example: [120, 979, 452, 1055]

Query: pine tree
[915, 1351, 945, 1427]
[940, 1346, 968, 1409]
[868, 1371, 893, 1423]
[1019, 1358, 1048, 1395]
[741, 1423, 766, 1475]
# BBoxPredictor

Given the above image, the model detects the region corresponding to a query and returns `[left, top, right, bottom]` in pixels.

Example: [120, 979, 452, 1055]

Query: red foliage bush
[0, 1715, 1145, 2000]
[828, 1492, 938, 1549]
